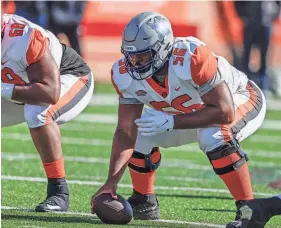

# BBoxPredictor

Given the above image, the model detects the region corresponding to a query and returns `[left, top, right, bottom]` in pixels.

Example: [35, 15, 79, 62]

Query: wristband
[1, 82, 15, 101]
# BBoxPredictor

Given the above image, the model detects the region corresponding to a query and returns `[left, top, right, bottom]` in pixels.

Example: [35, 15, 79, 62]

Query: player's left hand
[90, 182, 117, 214]
[135, 108, 174, 136]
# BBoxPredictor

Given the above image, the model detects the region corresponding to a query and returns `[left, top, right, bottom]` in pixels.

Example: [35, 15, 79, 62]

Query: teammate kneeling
[91, 12, 266, 228]
[1, 14, 94, 212]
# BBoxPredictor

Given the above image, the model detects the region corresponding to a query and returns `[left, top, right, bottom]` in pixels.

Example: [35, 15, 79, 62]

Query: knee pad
[206, 140, 249, 175]
[128, 147, 161, 173]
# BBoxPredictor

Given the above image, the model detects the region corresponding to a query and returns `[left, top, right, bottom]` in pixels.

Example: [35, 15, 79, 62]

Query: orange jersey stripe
[26, 29, 48, 65]
[45, 75, 89, 124]
[190, 46, 218, 86]
[221, 83, 258, 142]
[146, 75, 169, 98]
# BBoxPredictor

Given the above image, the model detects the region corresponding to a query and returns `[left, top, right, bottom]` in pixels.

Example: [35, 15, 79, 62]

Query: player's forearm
[106, 128, 136, 185]
[12, 82, 60, 105]
[174, 105, 234, 129]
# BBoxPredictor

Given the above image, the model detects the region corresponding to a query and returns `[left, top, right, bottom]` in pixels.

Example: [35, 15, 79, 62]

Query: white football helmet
[121, 12, 174, 80]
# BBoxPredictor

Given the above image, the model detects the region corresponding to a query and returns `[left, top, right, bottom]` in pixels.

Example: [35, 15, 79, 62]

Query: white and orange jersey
[111, 36, 249, 114]
[1, 14, 62, 85]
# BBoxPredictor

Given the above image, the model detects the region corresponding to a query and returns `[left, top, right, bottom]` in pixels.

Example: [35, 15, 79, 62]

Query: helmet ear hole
[151, 49, 157, 59]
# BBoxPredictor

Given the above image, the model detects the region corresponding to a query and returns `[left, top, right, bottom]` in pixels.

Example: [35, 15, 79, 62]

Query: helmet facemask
[122, 39, 167, 80]
[121, 13, 174, 80]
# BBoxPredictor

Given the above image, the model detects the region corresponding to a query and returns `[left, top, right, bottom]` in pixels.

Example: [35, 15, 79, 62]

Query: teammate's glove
[1, 82, 15, 102]
[135, 108, 174, 136]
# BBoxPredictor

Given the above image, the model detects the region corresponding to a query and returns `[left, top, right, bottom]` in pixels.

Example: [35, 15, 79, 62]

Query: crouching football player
[1, 14, 94, 212]
[91, 12, 266, 228]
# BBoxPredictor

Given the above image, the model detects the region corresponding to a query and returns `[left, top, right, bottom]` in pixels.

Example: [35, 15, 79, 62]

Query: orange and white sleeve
[111, 67, 142, 104]
[25, 29, 49, 66]
[190, 45, 222, 96]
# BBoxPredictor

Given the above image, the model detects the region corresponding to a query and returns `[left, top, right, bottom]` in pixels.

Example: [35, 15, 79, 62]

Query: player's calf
[128, 147, 161, 220]
[206, 140, 253, 228]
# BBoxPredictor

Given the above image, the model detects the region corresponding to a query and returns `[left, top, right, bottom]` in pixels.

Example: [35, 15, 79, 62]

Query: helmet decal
[147, 16, 171, 41]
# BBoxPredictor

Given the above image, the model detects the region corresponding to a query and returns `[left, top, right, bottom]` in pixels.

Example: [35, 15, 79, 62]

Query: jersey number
[150, 94, 204, 114]
[173, 48, 187, 66]
[1, 68, 26, 85]
[118, 59, 127, 74]
[9, 23, 26, 37]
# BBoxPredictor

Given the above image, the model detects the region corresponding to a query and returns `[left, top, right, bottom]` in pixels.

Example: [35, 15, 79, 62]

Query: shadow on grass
[192, 208, 235, 213]
[1, 211, 161, 227]
[1, 213, 219, 228]
[120, 193, 233, 201]
[2, 213, 102, 225]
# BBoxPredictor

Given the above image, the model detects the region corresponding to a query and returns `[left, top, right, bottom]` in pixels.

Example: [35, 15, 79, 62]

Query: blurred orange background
[3, 1, 281, 82]
[80, 1, 281, 82]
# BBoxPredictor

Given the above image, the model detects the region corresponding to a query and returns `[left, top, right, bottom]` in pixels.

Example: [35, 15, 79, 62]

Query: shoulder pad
[3, 25, 32, 64]
[111, 58, 133, 92]
[170, 37, 206, 81]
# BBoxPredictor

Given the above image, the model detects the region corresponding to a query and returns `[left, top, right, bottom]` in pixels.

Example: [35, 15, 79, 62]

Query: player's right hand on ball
[91, 182, 117, 214]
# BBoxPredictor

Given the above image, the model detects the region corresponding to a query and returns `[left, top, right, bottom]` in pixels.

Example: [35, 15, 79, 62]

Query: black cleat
[239, 198, 274, 228]
[226, 201, 245, 228]
[35, 194, 69, 212]
[35, 178, 69, 212]
[127, 189, 160, 220]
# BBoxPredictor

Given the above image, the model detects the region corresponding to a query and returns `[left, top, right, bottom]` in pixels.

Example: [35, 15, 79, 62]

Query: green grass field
[2, 83, 281, 228]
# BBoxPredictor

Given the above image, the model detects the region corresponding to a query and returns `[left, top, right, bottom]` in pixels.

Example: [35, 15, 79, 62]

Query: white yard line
[60, 123, 116, 132]
[1, 153, 208, 183]
[262, 120, 281, 131]
[73, 113, 281, 132]
[1, 132, 110, 147]
[67, 174, 208, 183]
[1, 132, 281, 158]
[2, 131, 281, 166]
[22, 226, 45, 228]
[89, 94, 118, 106]
[1, 175, 274, 197]
[1, 206, 225, 228]
[15, 120, 281, 134]
[74, 113, 117, 124]
[3, 131, 281, 153]
[157, 219, 225, 227]
[2, 150, 281, 170]
[266, 99, 281, 111]
[90, 95, 281, 111]
[0, 152, 211, 171]
[248, 135, 281, 144]
[1, 152, 208, 183]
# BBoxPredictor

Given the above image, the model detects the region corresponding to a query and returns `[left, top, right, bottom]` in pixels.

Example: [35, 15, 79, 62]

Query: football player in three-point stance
[1, 14, 94, 212]
[91, 12, 270, 227]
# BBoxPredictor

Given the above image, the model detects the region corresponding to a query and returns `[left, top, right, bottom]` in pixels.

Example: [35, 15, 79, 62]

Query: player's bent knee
[206, 140, 248, 175]
[24, 105, 50, 128]
[128, 147, 161, 173]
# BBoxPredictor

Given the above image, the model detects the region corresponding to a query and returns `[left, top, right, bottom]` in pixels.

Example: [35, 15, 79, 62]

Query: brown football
[93, 193, 133, 224]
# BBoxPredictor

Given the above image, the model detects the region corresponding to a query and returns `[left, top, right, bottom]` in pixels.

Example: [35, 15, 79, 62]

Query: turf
[2, 82, 281, 228]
